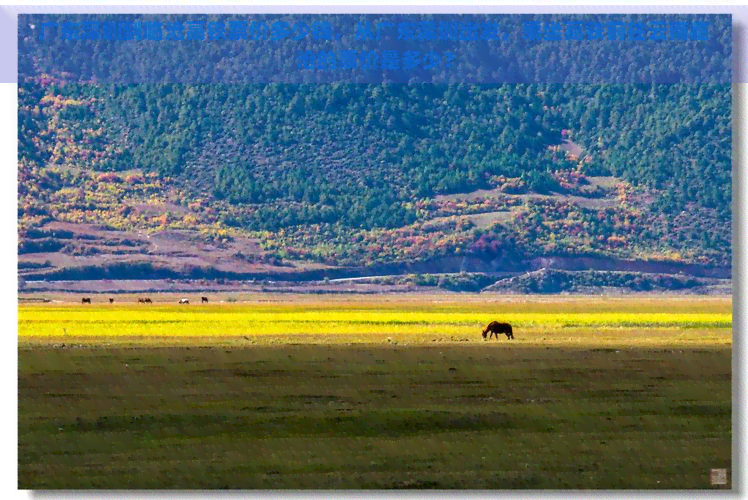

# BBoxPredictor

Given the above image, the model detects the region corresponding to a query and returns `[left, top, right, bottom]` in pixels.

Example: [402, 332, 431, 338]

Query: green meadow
[18, 295, 732, 489]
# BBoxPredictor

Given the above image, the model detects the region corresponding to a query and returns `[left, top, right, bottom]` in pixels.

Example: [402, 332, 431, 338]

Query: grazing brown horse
[144, 298, 152, 303]
[201, 296, 208, 303]
[482, 321, 514, 340]
[81, 297, 91, 304]
[138, 298, 145, 303]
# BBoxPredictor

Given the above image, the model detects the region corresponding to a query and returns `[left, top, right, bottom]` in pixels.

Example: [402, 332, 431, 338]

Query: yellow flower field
[18, 297, 732, 348]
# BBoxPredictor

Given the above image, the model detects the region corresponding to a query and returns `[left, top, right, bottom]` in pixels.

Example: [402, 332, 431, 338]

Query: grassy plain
[18, 295, 732, 489]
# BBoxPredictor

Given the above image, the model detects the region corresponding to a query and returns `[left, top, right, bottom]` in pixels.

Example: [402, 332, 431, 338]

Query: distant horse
[138, 298, 145, 303]
[201, 296, 208, 303]
[81, 297, 91, 304]
[144, 298, 152, 304]
[109, 298, 114, 304]
[482, 321, 514, 340]
[179, 298, 189, 304]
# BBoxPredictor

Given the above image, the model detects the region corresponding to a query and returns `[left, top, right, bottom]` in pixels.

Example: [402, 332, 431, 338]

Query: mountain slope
[17, 17, 732, 285]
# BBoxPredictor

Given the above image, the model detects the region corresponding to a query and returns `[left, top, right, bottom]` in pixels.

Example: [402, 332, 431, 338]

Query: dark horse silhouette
[81, 297, 91, 304]
[109, 298, 114, 304]
[482, 321, 514, 340]
[201, 297, 208, 303]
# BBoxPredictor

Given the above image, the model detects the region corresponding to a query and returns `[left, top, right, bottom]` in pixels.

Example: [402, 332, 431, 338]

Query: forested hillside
[17, 14, 732, 285]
